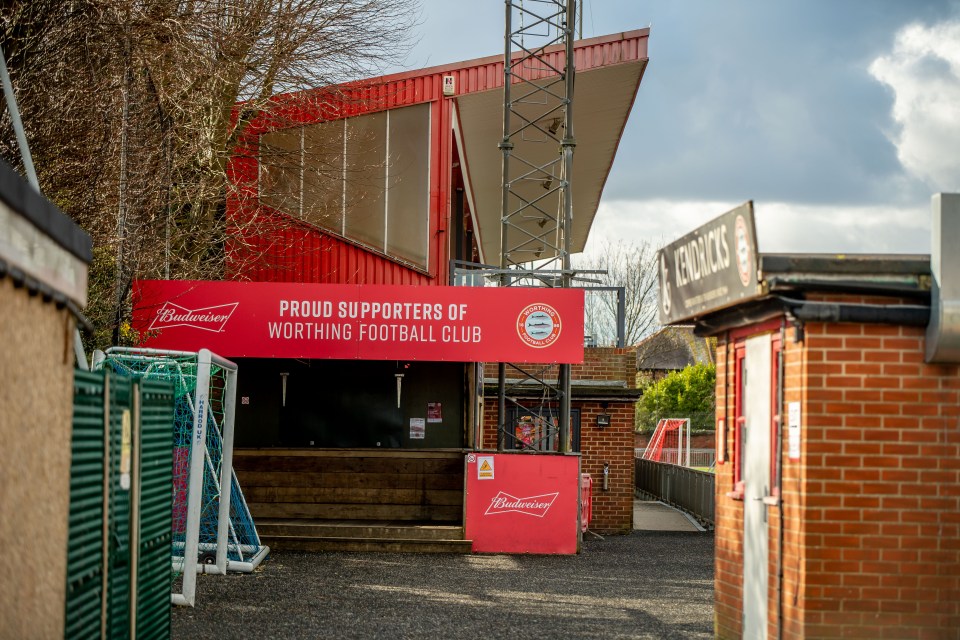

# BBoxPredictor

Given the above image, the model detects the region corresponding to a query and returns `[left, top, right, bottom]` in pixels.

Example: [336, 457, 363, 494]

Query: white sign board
[788, 402, 801, 460]
[409, 417, 425, 440]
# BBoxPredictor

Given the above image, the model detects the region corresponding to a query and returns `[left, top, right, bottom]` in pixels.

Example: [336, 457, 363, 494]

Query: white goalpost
[93, 347, 269, 607]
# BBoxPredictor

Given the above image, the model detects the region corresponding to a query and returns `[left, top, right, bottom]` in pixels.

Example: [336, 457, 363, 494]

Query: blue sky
[401, 0, 960, 255]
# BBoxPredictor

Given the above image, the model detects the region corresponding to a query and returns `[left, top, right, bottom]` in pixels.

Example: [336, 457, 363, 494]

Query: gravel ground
[171, 531, 714, 640]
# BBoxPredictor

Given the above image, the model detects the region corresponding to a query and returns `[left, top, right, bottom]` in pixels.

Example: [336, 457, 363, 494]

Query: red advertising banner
[464, 453, 580, 554]
[132, 280, 584, 363]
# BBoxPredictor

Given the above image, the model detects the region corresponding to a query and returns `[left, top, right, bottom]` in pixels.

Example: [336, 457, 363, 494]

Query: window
[386, 104, 430, 265]
[258, 103, 431, 268]
[302, 119, 345, 233]
[259, 129, 302, 215]
[344, 111, 387, 249]
[507, 407, 581, 452]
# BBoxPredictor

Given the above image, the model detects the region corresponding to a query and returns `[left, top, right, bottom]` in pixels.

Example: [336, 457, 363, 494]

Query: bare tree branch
[574, 239, 659, 346]
[0, 0, 421, 348]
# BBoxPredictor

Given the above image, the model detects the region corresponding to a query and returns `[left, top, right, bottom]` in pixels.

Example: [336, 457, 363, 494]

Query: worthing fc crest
[148, 301, 238, 333]
[517, 303, 562, 348]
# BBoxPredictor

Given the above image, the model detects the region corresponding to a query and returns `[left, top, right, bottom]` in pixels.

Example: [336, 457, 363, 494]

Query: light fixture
[547, 117, 562, 135]
[596, 402, 610, 429]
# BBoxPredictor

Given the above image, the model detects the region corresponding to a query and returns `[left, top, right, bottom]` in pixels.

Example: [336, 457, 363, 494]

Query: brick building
[659, 199, 960, 639]
[482, 347, 641, 534]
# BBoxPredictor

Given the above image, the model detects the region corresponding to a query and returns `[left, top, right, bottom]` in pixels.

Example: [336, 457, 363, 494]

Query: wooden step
[248, 502, 462, 521]
[233, 450, 465, 475]
[263, 535, 473, 554]
[257, 520, 472, 554]
[243, 486, 463, 506]
[257, 520, 464, 541]
[235, 449, 466, 527]
[236, 470, 464, 491]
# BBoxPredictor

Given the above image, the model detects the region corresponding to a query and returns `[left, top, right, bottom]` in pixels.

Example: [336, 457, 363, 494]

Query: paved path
[172, 531, 714, 639]
[633, 499, 704, 532]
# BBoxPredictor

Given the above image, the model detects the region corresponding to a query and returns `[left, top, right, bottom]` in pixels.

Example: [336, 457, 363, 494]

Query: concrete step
[262, 535, 473, 554]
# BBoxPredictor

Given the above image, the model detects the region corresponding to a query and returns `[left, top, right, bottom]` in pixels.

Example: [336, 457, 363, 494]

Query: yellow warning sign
[478, 456, 495, 480]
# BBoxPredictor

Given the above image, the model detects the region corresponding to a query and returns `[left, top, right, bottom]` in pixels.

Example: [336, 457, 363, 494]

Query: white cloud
[582, 198, 930, 259]
[869, 19, 960, 191]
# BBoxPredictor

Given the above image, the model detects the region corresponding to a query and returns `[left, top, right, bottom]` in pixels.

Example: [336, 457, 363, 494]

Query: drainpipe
[776, 319, 786, 640]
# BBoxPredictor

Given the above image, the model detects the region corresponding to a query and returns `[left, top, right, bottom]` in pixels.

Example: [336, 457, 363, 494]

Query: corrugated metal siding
[228, 213, 433, 285]
[65, 372, 174, 639]
[135, 379, 174, 640]
[106, 376, 132, 638]
[65, 370, 107, 640]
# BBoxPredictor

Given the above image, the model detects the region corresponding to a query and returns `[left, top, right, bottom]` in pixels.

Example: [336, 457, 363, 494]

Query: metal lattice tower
[497, 0, 576, 452]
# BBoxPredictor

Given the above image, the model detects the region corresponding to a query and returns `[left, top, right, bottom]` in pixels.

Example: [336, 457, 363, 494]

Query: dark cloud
[600, 0, 958, 206]
[408, 0, 959, 243]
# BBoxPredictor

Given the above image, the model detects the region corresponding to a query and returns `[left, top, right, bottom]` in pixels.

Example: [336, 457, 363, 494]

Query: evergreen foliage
[636, 363, 716, 433]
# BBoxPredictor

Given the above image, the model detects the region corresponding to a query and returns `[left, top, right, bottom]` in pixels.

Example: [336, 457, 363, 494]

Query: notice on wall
[788, 401, 801, 460]
[409, 417, 425, 440]
[477, 456, 495, 480]
[427, 402, 442, 423]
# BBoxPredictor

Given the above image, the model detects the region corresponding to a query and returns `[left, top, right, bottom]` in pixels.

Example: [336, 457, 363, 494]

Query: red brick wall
[579, 400, 635, 534]
[714, 300, 960, 639]
[480, 348, 637, 534]
[482, 347, 637, 383]
[714, 337, 743, 639]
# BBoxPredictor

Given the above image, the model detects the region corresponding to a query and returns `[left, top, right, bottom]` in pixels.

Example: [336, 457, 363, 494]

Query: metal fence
[67, 370, 175, 639]
[634, 458, 715, 529]
[634, 448, 716, 468]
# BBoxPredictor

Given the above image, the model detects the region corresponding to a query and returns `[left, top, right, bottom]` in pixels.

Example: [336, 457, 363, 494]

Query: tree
[0, 0, 420, 349]
[636, 363, 716, 433]
[573, 239, 659, 346]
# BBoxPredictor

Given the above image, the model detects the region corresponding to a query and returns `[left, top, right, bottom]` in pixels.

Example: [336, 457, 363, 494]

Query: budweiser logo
[148, 301, 238, 333]
[484, 491, 559, 518]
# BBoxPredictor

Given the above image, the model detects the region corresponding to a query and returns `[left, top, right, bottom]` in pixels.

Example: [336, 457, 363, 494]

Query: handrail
[634, 458, 715, 529]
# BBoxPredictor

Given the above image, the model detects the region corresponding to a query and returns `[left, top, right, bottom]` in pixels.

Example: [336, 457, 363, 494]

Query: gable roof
[635, 326, 713, 371]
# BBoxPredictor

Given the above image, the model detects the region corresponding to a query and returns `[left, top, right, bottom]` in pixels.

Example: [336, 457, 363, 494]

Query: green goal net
[94, 348, 268, 607]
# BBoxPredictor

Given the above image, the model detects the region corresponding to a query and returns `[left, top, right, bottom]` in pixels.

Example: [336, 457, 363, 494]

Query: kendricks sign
[657, 201, 761, 325]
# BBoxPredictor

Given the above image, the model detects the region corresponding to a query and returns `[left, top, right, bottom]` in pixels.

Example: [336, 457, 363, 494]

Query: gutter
[778, 296, 930, 327]
[695, 296, 930, 336]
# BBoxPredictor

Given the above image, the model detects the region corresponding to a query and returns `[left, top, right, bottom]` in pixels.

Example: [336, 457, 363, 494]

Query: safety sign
[477, 456, 495, 480]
